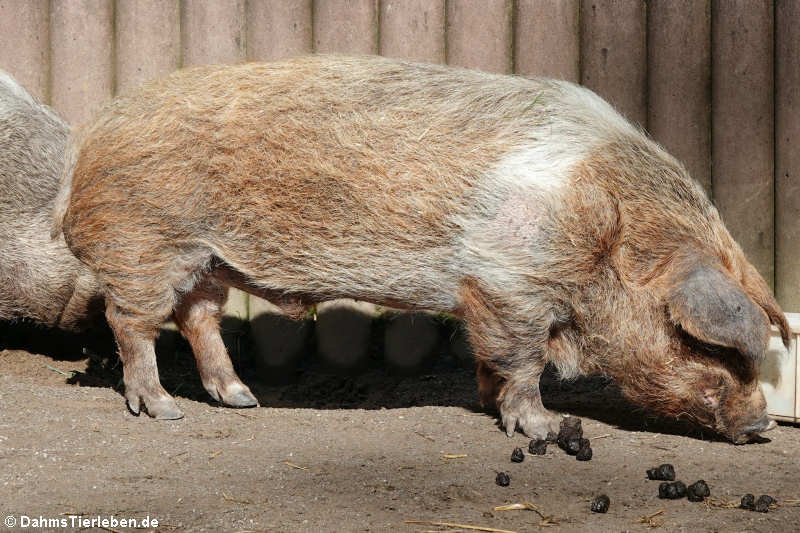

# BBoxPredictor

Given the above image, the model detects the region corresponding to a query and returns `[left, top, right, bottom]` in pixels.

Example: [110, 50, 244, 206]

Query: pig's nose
[741, 415, 776, 436]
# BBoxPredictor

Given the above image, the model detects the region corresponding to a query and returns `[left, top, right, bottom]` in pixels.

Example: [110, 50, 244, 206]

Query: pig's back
[64, 56, 640, 309]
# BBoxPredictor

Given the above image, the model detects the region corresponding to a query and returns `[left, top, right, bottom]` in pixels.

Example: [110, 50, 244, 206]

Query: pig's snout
[732, 413, 776, 444]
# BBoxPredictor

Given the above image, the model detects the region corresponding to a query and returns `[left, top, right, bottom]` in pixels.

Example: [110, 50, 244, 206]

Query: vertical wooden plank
[514, 0, 579, 82]
[712, 0, 774, 286]
[182, 0, 247, 326]
[313, 0, 378, 54]
[247, 0, 312, 61]
[379, 0, 446, 64]
[182, 0, 246, 67]
[50, 0, 114, 125]
[315, 300, 374, 372]
[306, 0, 382, 363]
[776, 0, 800, 310]
[116, 0, 180, 93]
[0, 0, 49, 102]
[249, 297, 311, 384]
[647, 0, 711, 194]
[245, 0, 313, 345]
[446, 0, 513, 73]
[580, 0, 647, 126]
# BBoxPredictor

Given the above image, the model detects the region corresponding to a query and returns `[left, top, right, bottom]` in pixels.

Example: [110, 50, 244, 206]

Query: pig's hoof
[220, 383, 259, 408]
[500, 403, 562, 440]
[126, 391, 184, 420]
[206, 380, 259, 408]
[145, 397, 185, 420]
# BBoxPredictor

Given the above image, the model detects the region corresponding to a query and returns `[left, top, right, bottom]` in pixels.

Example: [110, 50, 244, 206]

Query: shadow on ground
[1, 314, 729, 443]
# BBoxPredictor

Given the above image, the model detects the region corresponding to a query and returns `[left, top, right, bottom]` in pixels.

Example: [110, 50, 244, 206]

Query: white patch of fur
[454, 79, 641, 295]
[491, 142, 573, 192]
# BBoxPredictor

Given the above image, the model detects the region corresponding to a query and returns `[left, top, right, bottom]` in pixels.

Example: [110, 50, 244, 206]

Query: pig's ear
[740, 261, 791, 349]
[667, 263, 769, 364]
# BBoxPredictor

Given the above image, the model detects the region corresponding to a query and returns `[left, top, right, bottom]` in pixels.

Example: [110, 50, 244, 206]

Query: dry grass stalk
[492, 504, 557, 527]
[404, 520, 517, 533]
[704, 498, 740, 510]
[222, 491, 252, 505]
[493, 503, 539, 512]
[441, 454, 468, 459]
[637, 509, 665, 528]
[414, 431, 436, 442]
[283, 461, 309, 470]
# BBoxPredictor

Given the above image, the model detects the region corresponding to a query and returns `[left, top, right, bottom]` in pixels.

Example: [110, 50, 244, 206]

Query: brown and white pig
[54, 55, 788, 442]
[0, 70, 99, 331]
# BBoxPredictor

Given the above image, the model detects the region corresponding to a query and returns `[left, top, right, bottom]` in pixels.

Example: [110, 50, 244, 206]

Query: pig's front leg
[477, 358, 561, 438]
[461, 278, 563, 439]
[106, 304, 184, 419]
[494, 370, 562, 438]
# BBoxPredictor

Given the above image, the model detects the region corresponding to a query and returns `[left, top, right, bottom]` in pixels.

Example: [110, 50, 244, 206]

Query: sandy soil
[1, 323, 798, 533]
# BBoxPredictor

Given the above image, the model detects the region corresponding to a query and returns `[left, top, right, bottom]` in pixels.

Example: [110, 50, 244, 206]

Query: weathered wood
[181, 0, 246, 67]
[315, 300, 376, 372]
[514, 0, 579, 81]
[116, 0, 180, 92]
[775, 0, 800, 310]
[712, 0, 774, 286]
[247, 0, 312, 61]
[313, 0, 378, 54]
[249, 297, 312, 384]
[0, 0, 49, 102]
[50, 0, 114, 125]
[647, 0, 711, 195]
[580, 0, 647, 126]
[446, 0, 513, 73]
[379, 0, 445, 63]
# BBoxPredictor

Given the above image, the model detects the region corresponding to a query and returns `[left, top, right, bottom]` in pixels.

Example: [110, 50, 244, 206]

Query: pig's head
[591, 249, 786, 444]
[556, 143, 789, 443]
[660, 254, 783, 442]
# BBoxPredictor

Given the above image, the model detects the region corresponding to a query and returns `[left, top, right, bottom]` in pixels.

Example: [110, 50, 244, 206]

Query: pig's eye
[676, 327, 755, 382]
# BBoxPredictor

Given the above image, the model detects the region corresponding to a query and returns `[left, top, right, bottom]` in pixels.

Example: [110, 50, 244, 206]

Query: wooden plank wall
[775, 0, 800, 310]
[0, 0, 798, 311]
[712, 1, 775, 290]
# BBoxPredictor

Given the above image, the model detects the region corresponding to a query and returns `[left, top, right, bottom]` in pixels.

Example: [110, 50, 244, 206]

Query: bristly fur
[56, 55, 787, 440]
[0, 69, 100, 330]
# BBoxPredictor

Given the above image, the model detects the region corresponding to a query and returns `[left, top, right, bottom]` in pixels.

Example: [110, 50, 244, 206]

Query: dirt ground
[1, 322, 799, 533]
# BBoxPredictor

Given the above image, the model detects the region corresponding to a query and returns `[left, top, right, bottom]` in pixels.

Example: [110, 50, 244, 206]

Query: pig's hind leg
[105, 303, 185, 419]
[103, 250, 254, 418]
[173, 276, 258, 408]
[461, 277, 563, 439]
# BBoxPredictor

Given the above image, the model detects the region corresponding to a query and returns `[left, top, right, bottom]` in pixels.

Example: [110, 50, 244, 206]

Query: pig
[0, 68, 255, 408]
[0, 70, 99, 332]
[54, 55, 789, 443]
